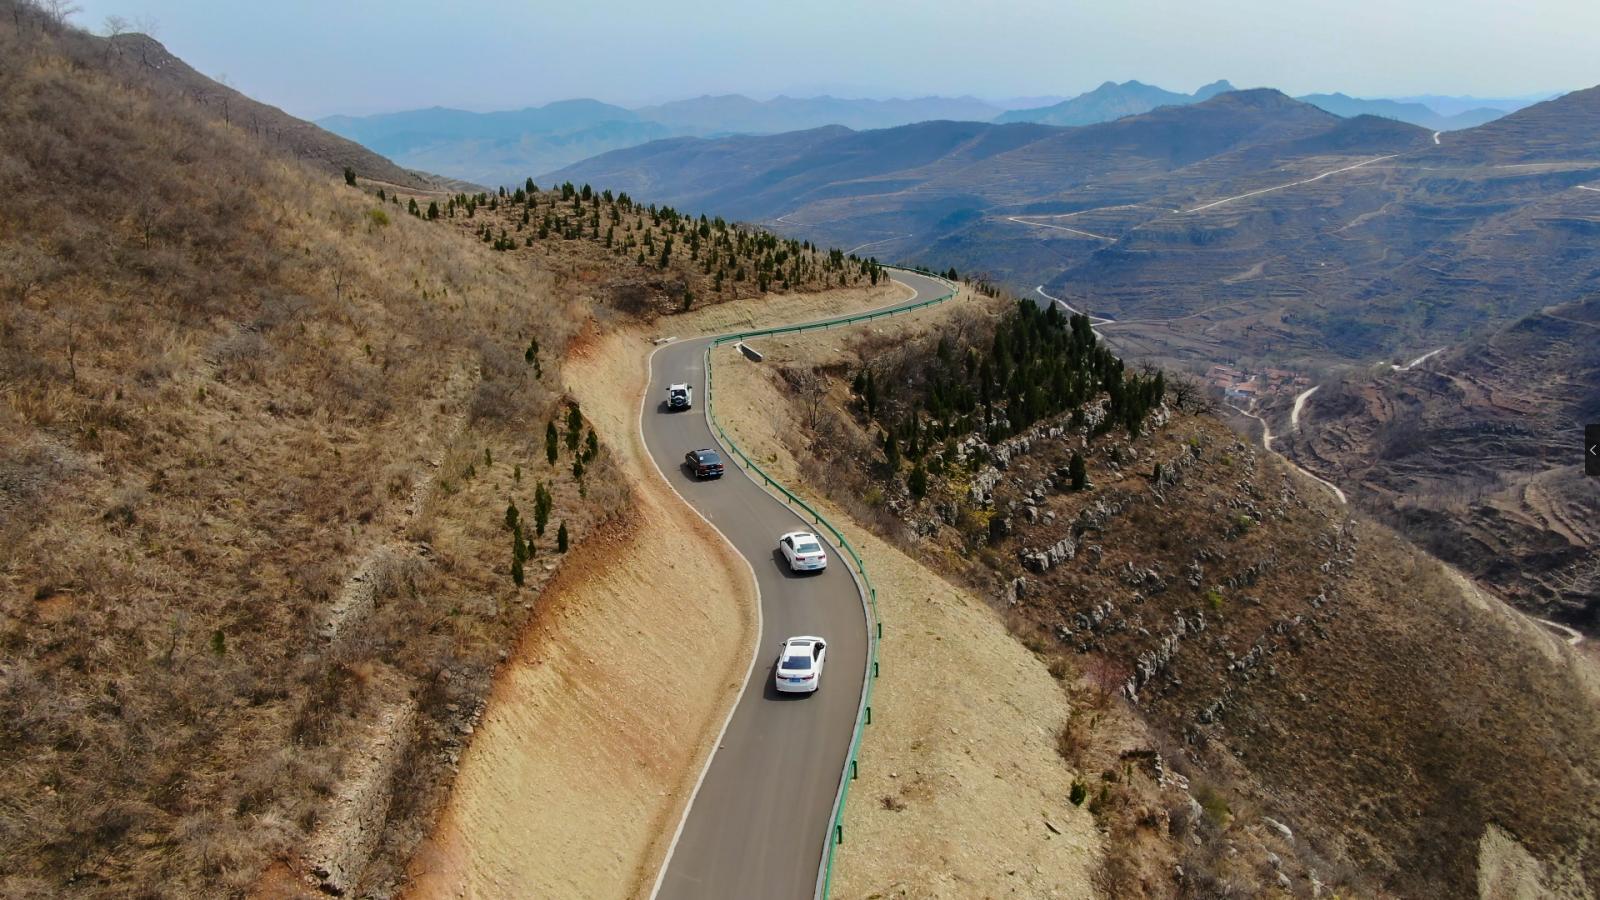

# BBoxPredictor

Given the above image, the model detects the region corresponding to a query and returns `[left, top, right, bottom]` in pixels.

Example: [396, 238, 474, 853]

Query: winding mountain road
[642, 271, 950, 900]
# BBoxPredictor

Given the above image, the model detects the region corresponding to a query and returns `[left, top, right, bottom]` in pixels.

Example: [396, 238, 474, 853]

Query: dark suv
[684, 448, 724, 479]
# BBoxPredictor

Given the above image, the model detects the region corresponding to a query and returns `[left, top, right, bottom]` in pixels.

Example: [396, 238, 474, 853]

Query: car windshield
[795, 541, 822, 554]
[780, 654, 811, 671]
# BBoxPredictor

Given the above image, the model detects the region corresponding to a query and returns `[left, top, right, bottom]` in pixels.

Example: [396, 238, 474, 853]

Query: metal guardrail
[699, 269, 955, 898]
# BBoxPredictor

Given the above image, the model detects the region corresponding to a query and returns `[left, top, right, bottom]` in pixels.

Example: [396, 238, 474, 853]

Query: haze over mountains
[320, 81, 1539, 188]
[552, 86, 1600, 364]
[320, 94, 1005, 186]
[994, 78, 1239, 125]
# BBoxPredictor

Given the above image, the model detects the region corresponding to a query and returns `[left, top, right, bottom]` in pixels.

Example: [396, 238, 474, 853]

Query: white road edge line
[1391, 347, 1445, 371]
[644, 340, 766, 900]
[844, 234, 909, 256]
[1290, 384, 1318, 432]
[1577, 185, 1600, 193]
[1227, 401, 1348, 505]
[1033, 285, 1115, 325]
[1002, 215, 1114, 241]
[1183, 154, 1398, 214]
[1535, 617, 1584, 646]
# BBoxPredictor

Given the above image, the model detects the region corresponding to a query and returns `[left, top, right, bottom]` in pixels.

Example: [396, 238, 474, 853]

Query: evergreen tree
[908, 461, 928, 499]
[546, 421, 559, 465]
[505, 500, 520, 532]
[343, 167, 356, 186]
[565, 403, 582, 451]
[1069, 452, 1087, 491]
[534, 482, 552, 536]
[427, 200, 440, 220]
[557, 521, 569, 552]
[883, 431, 901, 475]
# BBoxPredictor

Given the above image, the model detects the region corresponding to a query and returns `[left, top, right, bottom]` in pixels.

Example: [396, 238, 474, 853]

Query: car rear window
[794, 541, 822, 554]
[780, 655, 811, 670]
[700, 451, 721, 464]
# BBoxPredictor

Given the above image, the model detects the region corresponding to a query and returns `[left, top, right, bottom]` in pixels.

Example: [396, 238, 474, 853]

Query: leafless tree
[1085, 654, 1130, 710]
[780, 365, 829, 433]
[34, 0, 81, 26]
[99, 13, 128, 62]
[1170, 373, 1215, 413]
[215, 72, 231, 124]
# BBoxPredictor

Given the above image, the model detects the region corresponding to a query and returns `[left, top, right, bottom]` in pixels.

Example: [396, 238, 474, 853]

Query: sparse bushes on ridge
[383, 179, 886, 319]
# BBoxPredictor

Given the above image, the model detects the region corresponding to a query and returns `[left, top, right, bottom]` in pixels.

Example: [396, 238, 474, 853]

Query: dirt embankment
[405, 281, 907, 898]
[708, 309, 1104, 898]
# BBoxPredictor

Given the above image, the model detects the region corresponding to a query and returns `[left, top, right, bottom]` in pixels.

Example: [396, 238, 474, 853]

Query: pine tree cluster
[853, 300, 1165, 489]
[381, 180, 887, 313]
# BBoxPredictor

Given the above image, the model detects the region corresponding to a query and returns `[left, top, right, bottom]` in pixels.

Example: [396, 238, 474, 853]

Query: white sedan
[774, 636, 827, 694]
[779, 531, 828, 573]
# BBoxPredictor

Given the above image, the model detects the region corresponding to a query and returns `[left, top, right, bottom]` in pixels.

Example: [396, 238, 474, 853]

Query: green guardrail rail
[699, 268, 955, 899]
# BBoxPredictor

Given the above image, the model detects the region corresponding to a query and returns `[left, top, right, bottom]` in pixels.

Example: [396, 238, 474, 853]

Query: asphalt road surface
[644, 271, 948, 900]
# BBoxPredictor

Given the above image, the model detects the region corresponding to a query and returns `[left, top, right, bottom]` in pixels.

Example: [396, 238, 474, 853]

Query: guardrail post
[865, 706, 872, 724]
[851, 760, 858, 780]
[876, 621, 882, 639]
[835, 824, 843, 845]
[873, 661, 879, 678]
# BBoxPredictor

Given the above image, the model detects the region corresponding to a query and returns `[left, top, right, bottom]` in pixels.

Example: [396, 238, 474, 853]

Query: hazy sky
[72, 0, 1597, 119]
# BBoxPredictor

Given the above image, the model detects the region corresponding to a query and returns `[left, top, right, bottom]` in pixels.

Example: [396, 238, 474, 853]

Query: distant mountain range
[1294, 93, 1503, 131]
[995, 79, 1237, 125]
[550, 84, 1600, 365]
[635, 94, 1004, 134]
[551, 85, 1600, 634]
[320, 85, 1542, 187]
[991, 79, 1523, 132]
[318, 95, 1005, 186]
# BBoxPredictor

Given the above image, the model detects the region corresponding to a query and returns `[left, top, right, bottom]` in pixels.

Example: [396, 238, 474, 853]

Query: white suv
[666, 383, 693, 410]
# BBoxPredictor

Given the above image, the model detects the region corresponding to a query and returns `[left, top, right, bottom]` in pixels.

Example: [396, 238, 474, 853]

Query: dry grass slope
[0, 6, 623, 895]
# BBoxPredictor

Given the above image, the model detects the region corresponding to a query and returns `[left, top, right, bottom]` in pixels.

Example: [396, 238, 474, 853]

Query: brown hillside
[1283, 294, 1600, 631]
[726, 295, 1600, 897]
[0, 6, 621, 895]
[101, 24, 465, 191]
